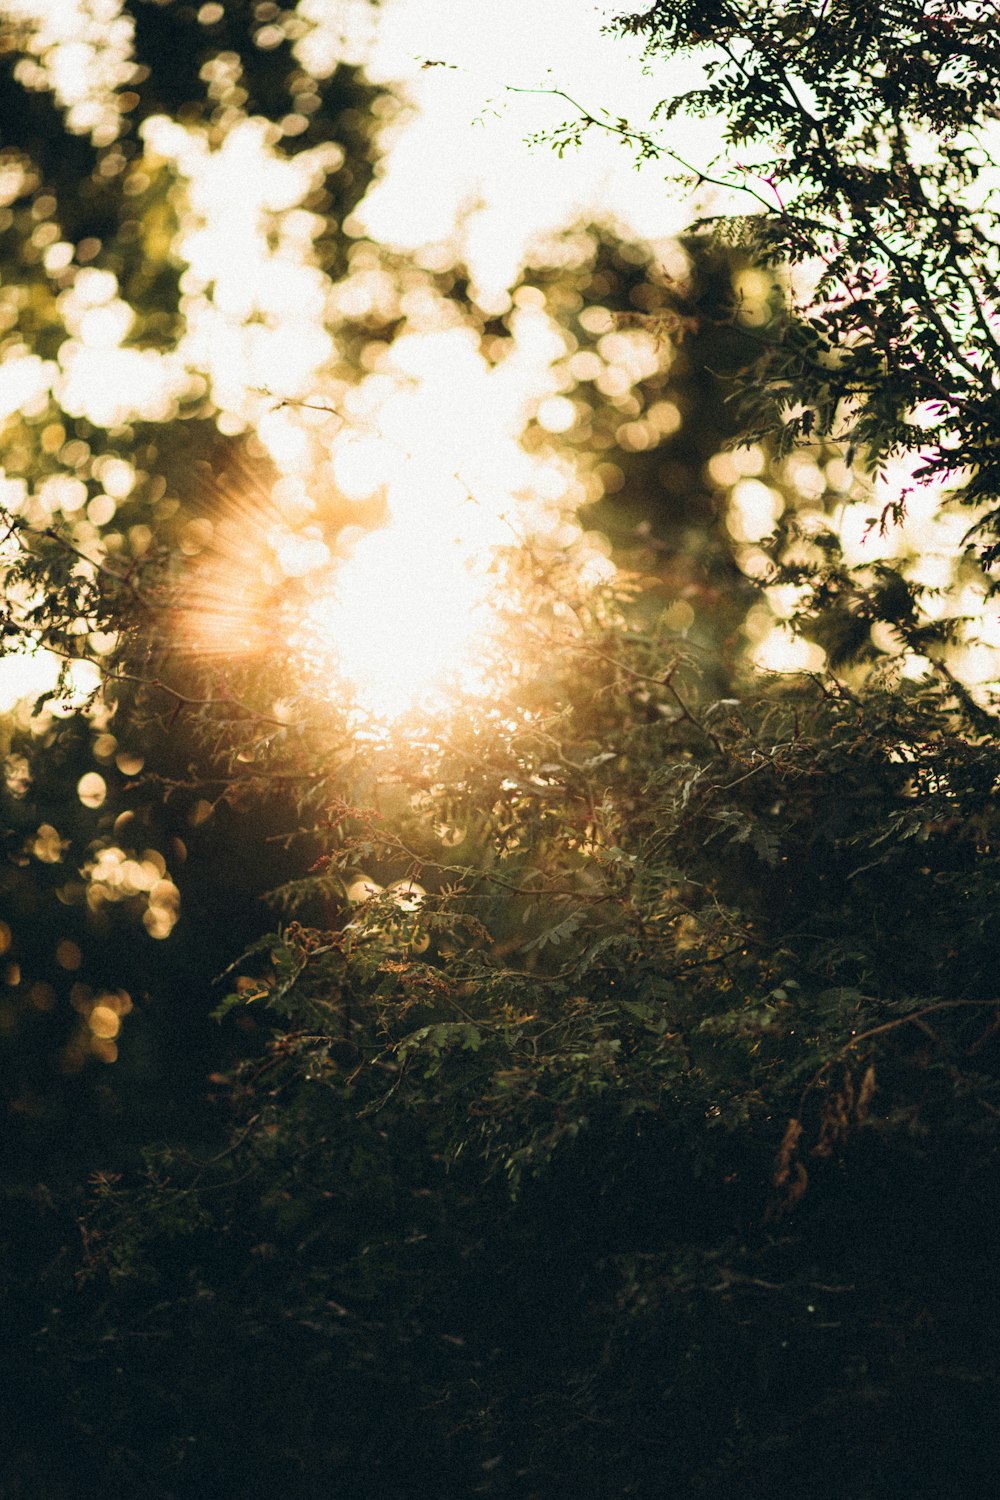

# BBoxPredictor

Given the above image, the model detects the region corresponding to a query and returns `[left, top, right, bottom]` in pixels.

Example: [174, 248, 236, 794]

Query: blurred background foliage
[0, 0, 382, 1172]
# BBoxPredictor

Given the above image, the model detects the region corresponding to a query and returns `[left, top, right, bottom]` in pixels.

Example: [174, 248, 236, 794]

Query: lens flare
[171, 298, 621, 727]
[298, 525, 498, 721]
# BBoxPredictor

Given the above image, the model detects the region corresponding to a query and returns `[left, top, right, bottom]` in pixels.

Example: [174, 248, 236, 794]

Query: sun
[174, 432, 522, 730]
[297, 524, 499, 723]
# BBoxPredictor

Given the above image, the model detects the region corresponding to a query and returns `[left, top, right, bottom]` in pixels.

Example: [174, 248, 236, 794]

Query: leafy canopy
[610, 2, 1000, 526]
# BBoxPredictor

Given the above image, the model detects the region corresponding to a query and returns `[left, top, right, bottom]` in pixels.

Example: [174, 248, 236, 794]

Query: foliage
[4, 5, 1000, 1498]
[535, 1, 1000, 703]
[607, 1, 1000, 515]
[28, 625, 1000, 1497]
[0, 1, 757, 1123]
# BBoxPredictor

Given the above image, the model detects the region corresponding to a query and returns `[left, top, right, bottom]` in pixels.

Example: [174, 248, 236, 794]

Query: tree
[0, 6, 762, 1487]
[5, 5, 1000, 1498]
[541, 0, 1000, 702]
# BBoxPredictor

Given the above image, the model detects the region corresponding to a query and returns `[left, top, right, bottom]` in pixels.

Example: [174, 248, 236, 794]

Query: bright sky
[354, 0, 721, 304]
[143, 0, 716, 723]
